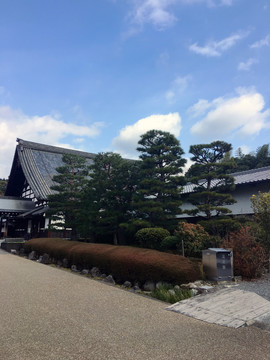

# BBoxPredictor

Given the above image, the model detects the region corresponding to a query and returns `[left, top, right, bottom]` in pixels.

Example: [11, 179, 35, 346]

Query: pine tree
[186, 141, 236, 219]
[80, 152, 138, 244]
[233, 144, 270, 172]
[134, 130, 186, 230]
[47, 154, 88, 240]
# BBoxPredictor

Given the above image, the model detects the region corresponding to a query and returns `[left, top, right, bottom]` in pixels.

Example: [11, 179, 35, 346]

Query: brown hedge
[24, 238, 201, 284]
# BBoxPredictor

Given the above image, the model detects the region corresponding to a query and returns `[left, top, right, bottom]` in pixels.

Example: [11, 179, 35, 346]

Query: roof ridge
[231, 165, 270, 176]
[17, 138, 96, 159]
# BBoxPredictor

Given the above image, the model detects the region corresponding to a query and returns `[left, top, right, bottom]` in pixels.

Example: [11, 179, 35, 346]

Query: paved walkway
[167, 288, 270, 329]
[1, 249, 270, 360]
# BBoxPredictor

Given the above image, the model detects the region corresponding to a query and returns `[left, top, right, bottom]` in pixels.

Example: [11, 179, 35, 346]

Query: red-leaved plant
[222, 226, 266, 279]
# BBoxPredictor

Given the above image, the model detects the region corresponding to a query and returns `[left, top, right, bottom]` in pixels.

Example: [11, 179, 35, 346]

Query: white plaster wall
[0, 197, 35, 211]
[179, 182, 270, 217]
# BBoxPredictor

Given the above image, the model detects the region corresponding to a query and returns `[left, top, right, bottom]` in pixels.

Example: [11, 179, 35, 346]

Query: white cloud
[190, 89, 270, 140]
[238, 58, 257, 71]
[124, 0, 234, 37]
[183, 157, 194, 174]
[250, 34, 270, 49]
[112, 113, 182, 158]
[165, 75, 191, 103]
[189, 31, 249, 57]
[0, 106, 103, 178]
[235, 145, 250, 156]
[187, 98, 213, 117]
[129, 0, 177, 29]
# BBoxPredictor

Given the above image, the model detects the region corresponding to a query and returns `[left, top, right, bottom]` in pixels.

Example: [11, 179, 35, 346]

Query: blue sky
[0, 0, 269, 177]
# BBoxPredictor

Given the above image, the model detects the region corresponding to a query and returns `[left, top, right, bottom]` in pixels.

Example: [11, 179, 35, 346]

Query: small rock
[198, 285, 214, 292]
[156, 281, 170, 289]
[62, 258, 69, 268]
[122, 281, 132, 288]
[71, 265, 78, 272]
[191, 288, 199, 296]
[174, 285, 181, 291]
[28, 251, 37, 261]
[189, 283, 198, 289]
[90, 267, 101, 277]
[143, 281, 156, 292]
[19, 248, 25, 256]
[40, 253, 50, 264]
[194, 280, 203, 286]
[168, 289, 176, 296]
[180, 283, 190, 289]
[57, 260, 62, 267]
[81, 269, 89, 275]
[132, 285, 141, 292]
[10, 249, 17, 255]
[104, 275, 115, 285]
[100, 274, 107, 279]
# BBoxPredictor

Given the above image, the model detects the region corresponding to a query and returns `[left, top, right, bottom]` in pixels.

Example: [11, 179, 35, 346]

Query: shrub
[174, 222, 210, 258]
[251, 192, 270, 251]
[161, 236, 179, 251]
[199, 218, 241, 238]
[24, 238, 201, 284]
[222, 226, 267, 279]
[134, 227, 170, 250]
[151, 284, 192, 304]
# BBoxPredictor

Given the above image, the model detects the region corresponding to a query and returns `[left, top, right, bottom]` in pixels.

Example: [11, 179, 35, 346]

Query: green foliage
[24, 238, 202, 284]
[47, 154, 88, 239]
[79, 152, 139, 244]
[223, 226, 267, 279]
[233, 144, 270, 172]
[175, 222, 210, 257]
[134, 227, 170, 250]
[134, 130, 186, 230]
[0, 179, 7, 196]
[186, 141, 236, 219]
[161, 236, 179, 251]
[119, 219, 150, 245]
[251, 191, 270, 251]
[199, 217, 241, 238]
[151, 284, 192, 304]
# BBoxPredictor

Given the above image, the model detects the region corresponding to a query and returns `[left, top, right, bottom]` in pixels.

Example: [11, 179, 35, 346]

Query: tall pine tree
[134, 130, 186, 230]
[80, 152, 138, 244]
[47, 154, 88, 239]
[186, 141, 236, 219]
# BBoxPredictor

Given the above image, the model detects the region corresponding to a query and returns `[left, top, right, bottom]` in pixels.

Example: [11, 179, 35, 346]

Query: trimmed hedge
[134, 227, 170, 250]
[24, 238, 201, 284]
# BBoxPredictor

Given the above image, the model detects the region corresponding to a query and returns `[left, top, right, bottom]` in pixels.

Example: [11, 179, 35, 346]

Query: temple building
[1, 138, 95, 238]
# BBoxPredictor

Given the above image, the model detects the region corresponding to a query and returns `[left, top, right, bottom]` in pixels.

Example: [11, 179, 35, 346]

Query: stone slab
[167, 288, 270, 328]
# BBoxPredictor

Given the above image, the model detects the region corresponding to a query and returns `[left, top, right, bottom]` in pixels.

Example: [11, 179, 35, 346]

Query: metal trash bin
[202, 248, 233, 281]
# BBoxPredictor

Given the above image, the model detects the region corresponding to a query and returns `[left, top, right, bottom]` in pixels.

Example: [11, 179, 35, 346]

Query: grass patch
[151, 284, 192, 304]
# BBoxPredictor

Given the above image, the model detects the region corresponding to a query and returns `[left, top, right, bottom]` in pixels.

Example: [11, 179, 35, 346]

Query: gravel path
[236, 273, 270, 301]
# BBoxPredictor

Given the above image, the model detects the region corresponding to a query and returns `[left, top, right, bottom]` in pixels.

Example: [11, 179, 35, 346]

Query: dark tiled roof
[5, 139, 96, 201]
[232, 166, 270, 184]
[182, 166, 270, 194]
[6, 138, 270, 200]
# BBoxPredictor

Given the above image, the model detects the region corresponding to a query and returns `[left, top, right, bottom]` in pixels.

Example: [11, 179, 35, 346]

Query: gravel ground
[236, 273, 270, 301]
